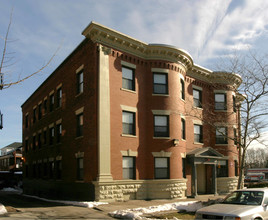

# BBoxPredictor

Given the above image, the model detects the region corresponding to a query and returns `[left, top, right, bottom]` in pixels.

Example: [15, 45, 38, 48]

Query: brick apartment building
[21, 22, 242, 201]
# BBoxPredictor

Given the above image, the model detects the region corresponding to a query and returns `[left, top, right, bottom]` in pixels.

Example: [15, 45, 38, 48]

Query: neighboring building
[0, 142, 23, 172]
[21, 22, 242, 201]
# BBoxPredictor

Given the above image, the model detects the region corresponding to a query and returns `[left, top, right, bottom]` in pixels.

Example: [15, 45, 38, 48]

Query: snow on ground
[109, 201, 203, 219]
[0, 204, 7, 215]
[23, 194, 108, 208]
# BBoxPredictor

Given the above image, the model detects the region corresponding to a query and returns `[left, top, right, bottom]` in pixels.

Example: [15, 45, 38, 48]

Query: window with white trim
[194, 124, 203, 143]
[122, 111, 135, 135]
[154, 157, 169, 179]
[193, 88, 202, 108]
[122, 66, 135, 91]
[215, 93, 226, 110]
[154, 115, 169, 137]
[122, 156, 136, 179]
[153, 73, 168, 94]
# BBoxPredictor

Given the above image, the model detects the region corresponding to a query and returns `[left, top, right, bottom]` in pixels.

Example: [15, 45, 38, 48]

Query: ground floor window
[154, 157, 169, 179]
[77, 158, 84, 181]
[122, 156, 136, 179]
[217, 160, 228, 177]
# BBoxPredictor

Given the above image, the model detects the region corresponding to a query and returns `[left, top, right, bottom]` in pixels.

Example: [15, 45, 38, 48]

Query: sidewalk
[96, 194, 226, 218]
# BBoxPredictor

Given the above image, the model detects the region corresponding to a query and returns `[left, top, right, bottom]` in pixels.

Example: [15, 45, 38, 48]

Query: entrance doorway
[197, 164, 206, 194]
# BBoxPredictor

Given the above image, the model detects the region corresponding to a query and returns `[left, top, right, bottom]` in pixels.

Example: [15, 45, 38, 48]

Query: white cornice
[82, 21, 242, 88]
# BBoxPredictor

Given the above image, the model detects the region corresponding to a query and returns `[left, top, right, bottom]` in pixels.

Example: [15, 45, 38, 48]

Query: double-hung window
[122, 66, 135, 91]
[77, 158, 84, 181]
[56, 123, 62, 143]
[194, 124, 203, 143]
[217, 160, 228, 177]
[57, 87, 62, 108]
[49, 94, 54, 112]
[155, 157, 169, 179]
[33, 108, 37, 123]
[154, 115, 169, 137]
[181, 118, 186, 140]
[215, 93, 226, 110]
[77, 71, 83, 94]
[122, 157, 136, 179]
[38, 103, 42, 120]
[76, 113, 83, 137]
[193, 88, 202, 108]
[122, 111, 135, 135]
[49, 127, 54, 145]
[216, 127, 228, 144]
[180, 79, 185, 100]
[153, 73, 168, 94]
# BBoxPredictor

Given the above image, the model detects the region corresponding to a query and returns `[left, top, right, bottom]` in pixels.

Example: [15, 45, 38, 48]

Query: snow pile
[24, 194, 108, 208]
[109, 201, 203, 219]
[1, 187, 22, 193]
[0, 204, 7, 215]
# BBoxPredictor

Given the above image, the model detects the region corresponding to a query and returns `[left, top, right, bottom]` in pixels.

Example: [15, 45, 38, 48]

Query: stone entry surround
[93, 179, 187, 202]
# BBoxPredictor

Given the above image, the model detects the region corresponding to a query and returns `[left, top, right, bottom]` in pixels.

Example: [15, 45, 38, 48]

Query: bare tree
[184, 51, 268, 190]
[0, 9, 59, 90]
[245, 148, 268, 168]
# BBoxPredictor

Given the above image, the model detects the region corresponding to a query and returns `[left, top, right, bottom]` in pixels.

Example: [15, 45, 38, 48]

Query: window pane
[123, 112, 133, 123]
[155, 116, 167, 126]
[194, 125, 200, 134]
[193, 89, 200, 99]
[155, 158, 168, 168]
[122, 67, 133, 80]
[215, 94, 225, 102]
[155, 168, 168, 179]
[123, 157, 133, 168]
[154, 74, 166, 84]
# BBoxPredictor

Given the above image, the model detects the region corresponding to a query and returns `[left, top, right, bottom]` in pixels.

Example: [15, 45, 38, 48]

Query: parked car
[195, 188, 268, 220]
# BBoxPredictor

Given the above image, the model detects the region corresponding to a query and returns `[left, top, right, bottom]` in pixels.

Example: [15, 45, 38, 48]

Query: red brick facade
[22, 22, 242, 201]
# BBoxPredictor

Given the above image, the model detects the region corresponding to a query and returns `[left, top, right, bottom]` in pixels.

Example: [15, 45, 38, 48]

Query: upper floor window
[233, 95, 236, 112]
[194, 124, 203, 143]
[25, 139, 29, 153]
[234, 128, 238, 145]
[122, 111, 135, 135]
[49, 94, 54, 112]
[77, 71, 83, 94]
[33, 135, 36, 150]
[181, 118, 186, 140]
[56, 87, 62, 108]
[43, 130, 47, 145]
[56, 123, 62, 143]
[49, 127, 55, 145]
[153, 73, 168, 94]
[154, 115, 169, 137]
[43, 99, 47, 115]
[216, 127, 228, 144]
[38, 103, 42, 120]
[38, 133, 42, 148]
[193, 88, 202, 108]
[122, 66, 135, 91]
[76, 113, 83, 137]
[33, 108, 37, 123]
[122, 156, 136, 179]
[215, 93, 226, 110]
[180, 79, 185, 100]
[154, 157, 169, 179]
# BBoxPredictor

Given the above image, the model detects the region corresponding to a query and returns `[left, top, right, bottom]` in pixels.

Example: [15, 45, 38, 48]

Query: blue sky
[1, 0, 268, 147]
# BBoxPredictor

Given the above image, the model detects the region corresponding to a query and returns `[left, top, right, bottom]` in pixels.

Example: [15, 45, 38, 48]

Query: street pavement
[0, 191, 225, 219]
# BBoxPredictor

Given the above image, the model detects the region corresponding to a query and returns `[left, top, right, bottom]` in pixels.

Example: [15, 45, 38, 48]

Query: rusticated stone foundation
[217, 177, 238, 194]
[93, 179, 187, 202]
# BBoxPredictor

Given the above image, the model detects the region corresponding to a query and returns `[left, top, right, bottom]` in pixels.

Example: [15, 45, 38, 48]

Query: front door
[197, 164, 206, 194]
